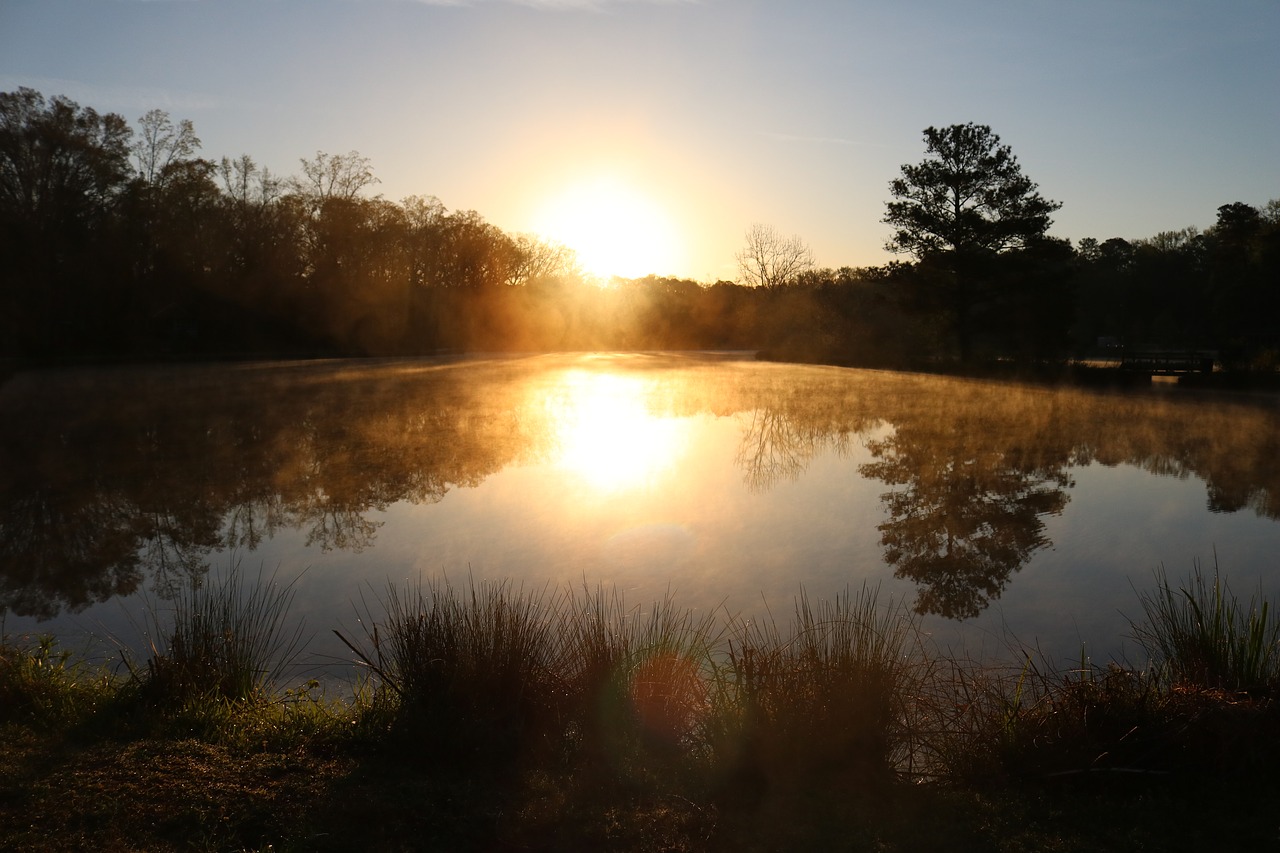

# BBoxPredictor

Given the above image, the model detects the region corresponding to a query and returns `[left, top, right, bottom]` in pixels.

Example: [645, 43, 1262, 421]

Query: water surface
[4, 353, 1279, 676]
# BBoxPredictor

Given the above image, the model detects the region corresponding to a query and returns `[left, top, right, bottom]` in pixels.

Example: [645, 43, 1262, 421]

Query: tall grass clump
[139, 564, 306, 708]
[558, 585, 722, 781]
[1129, 561, 1280, 697]
[715, 585, 923, 793]
[338, 577, 566, 766]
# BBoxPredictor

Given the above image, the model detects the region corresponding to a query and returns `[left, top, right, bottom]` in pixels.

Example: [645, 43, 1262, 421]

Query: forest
[2, 87, 1278, 371]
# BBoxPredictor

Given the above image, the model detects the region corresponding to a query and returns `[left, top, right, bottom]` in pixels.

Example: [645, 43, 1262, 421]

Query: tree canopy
[3, 88, 1278, 373]
[885, 123, 1060, 260]
[883, 124, 1065, 361]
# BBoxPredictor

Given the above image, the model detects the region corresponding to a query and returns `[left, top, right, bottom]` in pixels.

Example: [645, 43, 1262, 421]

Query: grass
[557, 584, 722, 778]
[136, 563, 307, 709]
[3, 566, 1280, 851]
[335, 576, 567, 765]
[1129, 559, 1280, 696]
[714, 585, 922, 793]
[0, 633, 117, 728]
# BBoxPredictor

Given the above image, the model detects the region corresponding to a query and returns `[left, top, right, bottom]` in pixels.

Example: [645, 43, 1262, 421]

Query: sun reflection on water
[547, 371, 688, 493]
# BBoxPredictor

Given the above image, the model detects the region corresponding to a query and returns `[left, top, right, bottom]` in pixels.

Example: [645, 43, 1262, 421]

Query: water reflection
[2, 355, 1279, 627]
[546, 371, 689, 493]
[860, 419, 1070, 619]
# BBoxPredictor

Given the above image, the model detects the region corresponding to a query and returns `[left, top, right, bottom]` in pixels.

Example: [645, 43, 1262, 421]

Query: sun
[534, 176, 684, 280]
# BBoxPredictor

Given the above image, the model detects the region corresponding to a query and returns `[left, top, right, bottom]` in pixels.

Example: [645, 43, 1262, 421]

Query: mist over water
[3, 353, 1279, 679]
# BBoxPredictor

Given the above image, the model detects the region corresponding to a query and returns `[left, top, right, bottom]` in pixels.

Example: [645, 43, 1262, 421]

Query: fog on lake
[4, 352, 1280, 676]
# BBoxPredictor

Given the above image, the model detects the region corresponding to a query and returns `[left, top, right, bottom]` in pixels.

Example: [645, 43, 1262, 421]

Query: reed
[337, 576, 567, 764]
[918, 650, 1173, 784]
[13, 567, 1278, 793]
[715, 585, 923, 791]
[1129, 561, 1280, 696]
[557, 584, 722, 779]
[140, 564, 306, 706]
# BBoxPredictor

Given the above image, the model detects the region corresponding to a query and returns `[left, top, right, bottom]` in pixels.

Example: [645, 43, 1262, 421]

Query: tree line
[3, 88, 1278, 370]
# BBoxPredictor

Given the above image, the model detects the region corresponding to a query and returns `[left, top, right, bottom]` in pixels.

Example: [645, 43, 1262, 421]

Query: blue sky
[2, 0, 1277, 279]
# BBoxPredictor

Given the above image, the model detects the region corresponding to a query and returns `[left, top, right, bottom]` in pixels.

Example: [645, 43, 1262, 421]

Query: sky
[2, 0, 1278, 281]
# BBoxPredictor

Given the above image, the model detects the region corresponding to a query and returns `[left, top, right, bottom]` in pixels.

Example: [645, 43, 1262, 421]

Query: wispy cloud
[113, 0, 697, 4]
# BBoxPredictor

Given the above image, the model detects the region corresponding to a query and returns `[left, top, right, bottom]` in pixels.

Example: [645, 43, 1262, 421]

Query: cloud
[113, 0, 697, 4]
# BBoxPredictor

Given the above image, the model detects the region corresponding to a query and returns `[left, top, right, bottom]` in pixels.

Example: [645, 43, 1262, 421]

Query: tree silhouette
[884, 123, 1061, 362]
[290, 150, 379, 203]
[0, 89, 136, 354]
[132, 109, 201, 188]
[736, 222, 815, 290]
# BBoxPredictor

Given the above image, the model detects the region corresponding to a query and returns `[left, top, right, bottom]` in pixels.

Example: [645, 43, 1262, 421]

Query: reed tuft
[558, 584, 721, 781]
[339, 576, 566, 765]
[1129, 561, 1280, 696]
[714, 584, 923, 792]
[140, 564, 306, 707]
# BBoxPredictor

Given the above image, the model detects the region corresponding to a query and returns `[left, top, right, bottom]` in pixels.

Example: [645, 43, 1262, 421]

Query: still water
[3, 352, 1279, 677]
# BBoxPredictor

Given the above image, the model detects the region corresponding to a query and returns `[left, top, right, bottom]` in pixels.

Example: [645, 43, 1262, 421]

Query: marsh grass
[920, 651, 1176, 784]
[558, 585, 722, 785]
[9, 563, 1280, 832]
[1129, 561, 1280, 696]
[714, 585, 923, 793]
[339, 579, 936, 791]
[137, 564, 307, 709]
[336, 576, 567, 765]
[927, 561, 1280, 787]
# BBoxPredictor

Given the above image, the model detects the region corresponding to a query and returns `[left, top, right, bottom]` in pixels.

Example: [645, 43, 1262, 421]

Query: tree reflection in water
[732, 388, 1073, 619]
[3, 356, 1279, 624]
[860, 428, 1070, 619]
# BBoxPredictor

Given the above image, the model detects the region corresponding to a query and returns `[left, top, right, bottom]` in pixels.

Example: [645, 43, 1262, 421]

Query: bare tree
[736, 222, 814, 289]
[132, 109, 201, 187]
[218, 154, 281, 207]
[290, 150, 379, 202]
[509, 234, 579, 285]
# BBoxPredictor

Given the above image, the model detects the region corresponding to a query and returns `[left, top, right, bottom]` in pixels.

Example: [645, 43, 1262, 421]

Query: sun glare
[548, 371, 687, 494]
[535, 177, 684, 280]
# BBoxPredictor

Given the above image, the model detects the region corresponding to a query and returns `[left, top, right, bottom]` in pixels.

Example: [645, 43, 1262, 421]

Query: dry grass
[5, 571, 1280, 850]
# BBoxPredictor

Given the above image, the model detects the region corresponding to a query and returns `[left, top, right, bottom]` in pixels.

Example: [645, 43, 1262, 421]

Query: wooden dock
[1118, 350, 1216, 375]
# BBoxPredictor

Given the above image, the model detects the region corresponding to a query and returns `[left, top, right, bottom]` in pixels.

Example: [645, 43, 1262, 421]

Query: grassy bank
[3, 567, 1279, 851]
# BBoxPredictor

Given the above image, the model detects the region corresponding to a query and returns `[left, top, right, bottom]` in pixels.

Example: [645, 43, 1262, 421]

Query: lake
[3, 352, 1279, 680]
